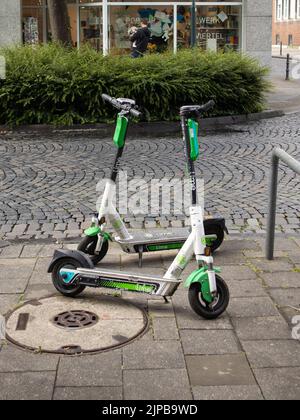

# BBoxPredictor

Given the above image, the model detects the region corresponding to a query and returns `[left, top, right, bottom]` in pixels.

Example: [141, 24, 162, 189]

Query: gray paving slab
[0, 294, 21, 315]
[148, 299, 175, 318]
[152, 317, 179, 340]
[261, 271, 300, 288]
[192, 385, 264, 400]
[232, 316, 292, 341]
[0, 258, 36, 293]
[242, 339, 300, 368]
[0, 371, 56, 400]
[53, 386, 123, 400]
[28, 257, 52, 285]
[56, 351, 122, 387]
[123, 340, 185, 369]
[252, 258, 294, 273]
[268, 288, 300, 309]
[180, 330, 240, 355]
[253, 367, 300, 400]
[20, 245, 43, 258]
[186, 354, 256, 386]
[0, 345, 59, 373]
[221, 265, 257, 281]
[226, 280, 267, 298]
[124, 369, 192, 400]
[227, 297, 280, 318]
[0, 245, 23, 259]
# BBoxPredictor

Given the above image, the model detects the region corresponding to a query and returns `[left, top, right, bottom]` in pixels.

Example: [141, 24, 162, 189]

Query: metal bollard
[286, 53, 290, 80]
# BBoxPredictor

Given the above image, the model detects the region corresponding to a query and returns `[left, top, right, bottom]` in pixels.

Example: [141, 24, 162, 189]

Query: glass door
[79, 5, 103, 52]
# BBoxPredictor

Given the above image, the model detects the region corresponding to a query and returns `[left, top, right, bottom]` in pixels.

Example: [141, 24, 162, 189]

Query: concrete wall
[0, 0, 21, 47]
[243, 0, 273, 67]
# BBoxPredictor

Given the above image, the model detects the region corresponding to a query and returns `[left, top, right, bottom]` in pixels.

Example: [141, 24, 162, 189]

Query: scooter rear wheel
[188, 275, 229, 319]
[52, 257, 86, 297]
[78, 236, 109, 265]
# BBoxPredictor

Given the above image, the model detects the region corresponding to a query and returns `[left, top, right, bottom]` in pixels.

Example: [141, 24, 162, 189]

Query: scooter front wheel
[78, 236, 109, 265]
[52, 257, 86, 297]
[188, 275, 229, 320]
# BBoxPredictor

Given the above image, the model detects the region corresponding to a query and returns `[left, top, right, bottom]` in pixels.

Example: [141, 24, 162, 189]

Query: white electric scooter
[48, 101, 230, 319]
[77, 94, 227, 267]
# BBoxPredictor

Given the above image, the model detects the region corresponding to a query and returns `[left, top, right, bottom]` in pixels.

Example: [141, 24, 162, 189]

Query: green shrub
[0, 44, 271, 126]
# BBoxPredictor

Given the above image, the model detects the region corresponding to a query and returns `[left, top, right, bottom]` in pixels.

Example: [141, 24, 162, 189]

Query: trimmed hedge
[0, 44, 271, 126]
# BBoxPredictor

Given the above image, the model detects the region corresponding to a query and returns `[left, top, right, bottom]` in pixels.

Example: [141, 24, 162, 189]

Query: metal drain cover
[5, 295, 148, 355]
[52, 310, 99, 330]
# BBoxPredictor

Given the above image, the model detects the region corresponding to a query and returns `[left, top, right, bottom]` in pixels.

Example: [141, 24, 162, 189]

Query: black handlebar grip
[101, 93, 113, 103]
[130, 108, 142, 118]
[201, 100, 215, 112]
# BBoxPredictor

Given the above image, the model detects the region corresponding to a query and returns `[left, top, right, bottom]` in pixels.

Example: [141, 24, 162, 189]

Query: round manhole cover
[5, 295, 148, 355]
[52, 310, 99, 330]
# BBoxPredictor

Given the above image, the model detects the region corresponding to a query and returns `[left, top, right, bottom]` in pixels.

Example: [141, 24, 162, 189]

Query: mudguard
[47, 249, 94, 273]
[184, 266, 221, 303]
[204, 217, 228, 235]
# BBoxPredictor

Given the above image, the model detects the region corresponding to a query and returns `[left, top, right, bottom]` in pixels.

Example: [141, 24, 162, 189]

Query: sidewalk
[268, 55, 300, 113]
[0, 236, 299, 400]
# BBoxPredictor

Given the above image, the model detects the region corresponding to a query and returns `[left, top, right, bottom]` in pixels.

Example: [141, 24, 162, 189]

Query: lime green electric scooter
[77, 94, 227, 267]
[48, 99, 230, 320]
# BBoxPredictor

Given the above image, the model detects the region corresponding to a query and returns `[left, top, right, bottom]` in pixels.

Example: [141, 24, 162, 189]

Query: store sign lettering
[198, 32, 224, 40]
[198, 16, 221, 25]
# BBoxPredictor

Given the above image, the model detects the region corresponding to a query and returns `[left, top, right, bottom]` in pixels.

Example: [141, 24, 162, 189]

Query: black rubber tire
[52, 257, 86, 298]
[204, 223, 224, 253]
[188, 275, 230, 320]
[78, 235, 109, 265]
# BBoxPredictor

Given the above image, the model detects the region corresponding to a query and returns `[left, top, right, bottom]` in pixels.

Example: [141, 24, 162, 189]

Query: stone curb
[0, 110, 284, 138]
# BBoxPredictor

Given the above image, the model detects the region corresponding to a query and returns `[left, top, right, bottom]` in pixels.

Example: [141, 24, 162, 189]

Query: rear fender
[204, 217, 228, 235]
[47, 249, 94, 273]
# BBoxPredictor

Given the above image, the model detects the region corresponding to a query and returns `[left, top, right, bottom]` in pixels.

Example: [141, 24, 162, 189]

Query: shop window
[109, 6, 174, 54]
[176, 5, 242, 52]
[22, 6, 45, 44]
[80, 6, 103, 52]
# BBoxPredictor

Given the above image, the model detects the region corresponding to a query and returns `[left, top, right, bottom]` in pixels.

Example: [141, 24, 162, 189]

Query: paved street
[0, 112, 300, 241]
[0, 237, 299, 400]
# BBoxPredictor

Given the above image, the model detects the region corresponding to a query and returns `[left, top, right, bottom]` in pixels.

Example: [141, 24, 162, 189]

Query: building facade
[1, 1, 272, 65]
[273, 0, 300, 46]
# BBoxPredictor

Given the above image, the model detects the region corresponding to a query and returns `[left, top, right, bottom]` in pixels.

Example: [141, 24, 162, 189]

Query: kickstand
[138, 246, 143, 268]
[163, 297, 170, 304]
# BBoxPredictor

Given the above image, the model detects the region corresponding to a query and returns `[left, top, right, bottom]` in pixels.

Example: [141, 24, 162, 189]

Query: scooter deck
[117, 227, 189, 251]
[62, 267, 180, 297]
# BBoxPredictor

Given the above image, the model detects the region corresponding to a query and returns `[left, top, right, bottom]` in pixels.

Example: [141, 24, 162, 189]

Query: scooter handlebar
[130, 108, 142, 118]
[198, 100, 215, 113]
[101, 93, 142, 119]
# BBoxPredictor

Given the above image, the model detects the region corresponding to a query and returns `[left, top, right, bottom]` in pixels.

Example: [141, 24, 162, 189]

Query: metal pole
[266, 152, 279, 260]
[103, 0, 108, 55]
[286, 53, 290, 80]
[190, 0, 196, 48]
[280, 41, 283, 56]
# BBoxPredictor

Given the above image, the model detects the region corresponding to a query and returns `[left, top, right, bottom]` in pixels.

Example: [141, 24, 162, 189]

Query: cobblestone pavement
[0, 237, 299, 400]
[0, 112, 300, 241]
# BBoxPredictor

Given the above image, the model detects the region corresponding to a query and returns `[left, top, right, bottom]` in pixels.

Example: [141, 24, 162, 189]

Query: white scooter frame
[78, 95, 227, 267]
[49, 100, 230, 319]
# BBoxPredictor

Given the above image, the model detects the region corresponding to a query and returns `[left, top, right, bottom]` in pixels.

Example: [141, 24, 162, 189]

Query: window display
[21, 1, 243, 55]
[80, 6, 103, 51]
[109, 6, 173, 53]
